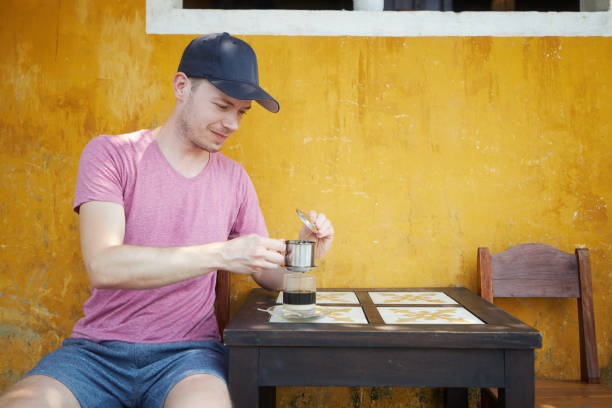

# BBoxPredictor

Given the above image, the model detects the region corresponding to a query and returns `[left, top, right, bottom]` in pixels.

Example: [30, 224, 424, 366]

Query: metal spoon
[296, 208, 318, 234]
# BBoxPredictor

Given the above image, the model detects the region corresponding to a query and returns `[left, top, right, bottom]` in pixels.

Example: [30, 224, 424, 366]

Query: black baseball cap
[178, 33, 279, 113]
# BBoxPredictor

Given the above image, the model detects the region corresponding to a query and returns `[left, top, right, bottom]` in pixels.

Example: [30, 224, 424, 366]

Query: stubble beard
[178, 107, 220, 153]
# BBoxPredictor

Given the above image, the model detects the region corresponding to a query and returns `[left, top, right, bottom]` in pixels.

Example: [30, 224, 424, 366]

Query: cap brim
[209, 79, 280, 113]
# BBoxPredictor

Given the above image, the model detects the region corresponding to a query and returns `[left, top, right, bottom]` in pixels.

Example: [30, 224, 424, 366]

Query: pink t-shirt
[71, 129, 268, 343]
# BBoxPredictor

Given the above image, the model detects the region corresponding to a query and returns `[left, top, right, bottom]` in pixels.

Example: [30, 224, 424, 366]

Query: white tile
[377, 306, 483, 324]
[268, 306, 368, 324]
[315, 291, 359, 304]
[369, 291, 457, 305]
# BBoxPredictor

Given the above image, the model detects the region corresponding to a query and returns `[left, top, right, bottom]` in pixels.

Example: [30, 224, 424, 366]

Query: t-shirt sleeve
[229, 168, 269, 239]
[73, 136, 125, 213]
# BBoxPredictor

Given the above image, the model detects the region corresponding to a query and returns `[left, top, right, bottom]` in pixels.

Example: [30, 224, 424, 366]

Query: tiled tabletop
[271, 290, 482, 324]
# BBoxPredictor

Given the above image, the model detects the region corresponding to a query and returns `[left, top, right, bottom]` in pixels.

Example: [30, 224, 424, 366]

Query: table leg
[228, 347, 260, 408]
[500, 349, 535, 408]
[444, 387, 468, 408]
[259, 386, 276, 408]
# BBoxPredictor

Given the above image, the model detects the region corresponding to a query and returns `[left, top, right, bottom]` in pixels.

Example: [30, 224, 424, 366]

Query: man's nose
[222, 113, 240, 132]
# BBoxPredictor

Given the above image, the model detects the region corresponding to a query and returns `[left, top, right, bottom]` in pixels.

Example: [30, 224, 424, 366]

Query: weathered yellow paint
[2, 0, 612, 406]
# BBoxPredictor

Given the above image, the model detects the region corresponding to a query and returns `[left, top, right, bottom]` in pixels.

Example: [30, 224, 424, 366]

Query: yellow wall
[1, 0, 612, 406]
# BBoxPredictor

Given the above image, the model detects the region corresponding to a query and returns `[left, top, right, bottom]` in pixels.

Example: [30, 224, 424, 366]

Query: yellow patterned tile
[377, 307, 483, 324]
[369, 291, 457, 305]
[268, 306, 368, 324]
[316, 292, 359, 304]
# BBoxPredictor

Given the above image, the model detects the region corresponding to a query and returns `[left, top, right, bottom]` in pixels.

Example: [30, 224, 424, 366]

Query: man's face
[178, 79, 251, 153]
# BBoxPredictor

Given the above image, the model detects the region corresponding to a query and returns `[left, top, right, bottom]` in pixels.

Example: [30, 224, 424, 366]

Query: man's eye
[214, 103, 228, 110]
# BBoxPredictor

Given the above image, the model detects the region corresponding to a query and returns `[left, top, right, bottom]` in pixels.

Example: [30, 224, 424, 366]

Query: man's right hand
[219, 234, 286, 274]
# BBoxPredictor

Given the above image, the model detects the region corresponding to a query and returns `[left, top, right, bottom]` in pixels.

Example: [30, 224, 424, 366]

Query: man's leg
[0, 375, 81, 408]
[163, 374, 231, 408]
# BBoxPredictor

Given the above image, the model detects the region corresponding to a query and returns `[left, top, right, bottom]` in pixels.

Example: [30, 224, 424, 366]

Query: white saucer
[258, 305, 331, 320]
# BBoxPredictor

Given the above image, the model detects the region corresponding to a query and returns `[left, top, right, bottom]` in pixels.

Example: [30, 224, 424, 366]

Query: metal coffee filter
[285, 240, 315, 272]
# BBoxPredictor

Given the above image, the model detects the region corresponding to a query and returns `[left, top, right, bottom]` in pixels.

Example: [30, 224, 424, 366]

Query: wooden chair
[478, 243, 612, 407]
[215, 269, 230, 341]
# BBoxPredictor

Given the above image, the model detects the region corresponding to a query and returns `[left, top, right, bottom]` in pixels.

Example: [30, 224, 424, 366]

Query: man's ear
[173, 72, 190, 101]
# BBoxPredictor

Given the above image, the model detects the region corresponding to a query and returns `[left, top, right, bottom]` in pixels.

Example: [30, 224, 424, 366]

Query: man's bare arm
[79, 201, 286, 290]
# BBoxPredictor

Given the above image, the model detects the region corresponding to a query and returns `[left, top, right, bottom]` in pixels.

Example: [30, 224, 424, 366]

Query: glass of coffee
[282, 273, 316, 314]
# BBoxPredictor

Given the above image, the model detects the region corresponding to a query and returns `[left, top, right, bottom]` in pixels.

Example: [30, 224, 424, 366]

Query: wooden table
[224, 287, 542, 408]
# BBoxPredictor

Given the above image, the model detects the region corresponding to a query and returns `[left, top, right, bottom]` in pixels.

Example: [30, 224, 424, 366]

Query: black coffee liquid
[283, 290, 315, 305]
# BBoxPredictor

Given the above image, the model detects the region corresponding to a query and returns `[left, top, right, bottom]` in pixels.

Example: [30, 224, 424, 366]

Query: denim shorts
[25, 338, 228, 408]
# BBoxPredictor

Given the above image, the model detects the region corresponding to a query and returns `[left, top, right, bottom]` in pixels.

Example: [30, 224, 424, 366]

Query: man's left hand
[298, 210, 334, 260]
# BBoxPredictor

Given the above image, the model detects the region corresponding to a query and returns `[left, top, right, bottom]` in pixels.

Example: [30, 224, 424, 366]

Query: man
[0, 33, 334, 408]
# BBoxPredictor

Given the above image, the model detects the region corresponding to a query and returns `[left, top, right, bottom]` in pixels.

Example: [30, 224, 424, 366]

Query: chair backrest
[478, 243, 600, 384]
[215, 270, 230, 341]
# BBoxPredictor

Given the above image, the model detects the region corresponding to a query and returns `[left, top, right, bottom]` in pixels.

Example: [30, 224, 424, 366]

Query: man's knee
[0, 375, 80, 408]
[164, 374, 231, 408]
